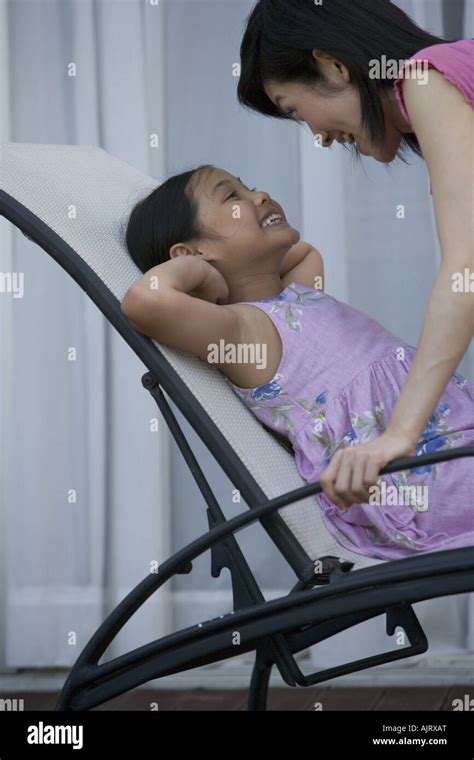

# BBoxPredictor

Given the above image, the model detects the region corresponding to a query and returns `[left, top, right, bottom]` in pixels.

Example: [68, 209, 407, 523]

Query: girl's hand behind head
[189, 260, 230, 305]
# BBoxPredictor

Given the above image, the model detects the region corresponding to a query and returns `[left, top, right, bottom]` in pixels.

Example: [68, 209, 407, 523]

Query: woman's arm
[120, 257, 242, 363]
[280, 240, 325, 289]
[386, 70, 474, 445]
[319, 71, 473, 508]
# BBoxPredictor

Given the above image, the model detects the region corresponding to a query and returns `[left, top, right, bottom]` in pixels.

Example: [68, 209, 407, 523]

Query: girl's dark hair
[238, 0, 450, 159]
[126, 164, 217, 273]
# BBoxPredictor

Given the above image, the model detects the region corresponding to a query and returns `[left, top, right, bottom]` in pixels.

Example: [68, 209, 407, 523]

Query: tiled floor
[5, 686, 472, 711]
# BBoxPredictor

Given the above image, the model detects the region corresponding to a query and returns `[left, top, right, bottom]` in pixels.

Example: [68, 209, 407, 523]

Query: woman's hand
[319, 430, 417, 509]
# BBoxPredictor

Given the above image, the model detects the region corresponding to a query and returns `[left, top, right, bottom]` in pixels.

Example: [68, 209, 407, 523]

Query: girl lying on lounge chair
[121, 165, 474, 561]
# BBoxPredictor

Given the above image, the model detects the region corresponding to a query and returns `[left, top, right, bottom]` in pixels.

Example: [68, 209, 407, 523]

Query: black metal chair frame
[1, 188, 473, 712]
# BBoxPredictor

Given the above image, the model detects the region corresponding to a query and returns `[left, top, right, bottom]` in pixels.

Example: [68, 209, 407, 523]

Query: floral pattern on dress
[260, 284, 336, 332]
[410, 402, 466, 481]
[350, 403, 387, 441]
[232, 374, 299, 434]
[298, 389, 329, 415]
[452, 371, 474, 400]
[364, 525, 420, 551]
[250, 377, 283, 402]
[311, 423, 344, 468]
[234, 381, 330, 435]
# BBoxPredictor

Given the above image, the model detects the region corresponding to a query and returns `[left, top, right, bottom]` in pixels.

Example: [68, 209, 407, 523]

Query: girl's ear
[312, 50, 351, 84]
[169, 243, 193, 259]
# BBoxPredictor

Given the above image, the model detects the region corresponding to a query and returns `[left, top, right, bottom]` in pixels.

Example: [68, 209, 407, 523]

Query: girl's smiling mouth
[259, 208, 289, 229]
[261, 213, 288, 229]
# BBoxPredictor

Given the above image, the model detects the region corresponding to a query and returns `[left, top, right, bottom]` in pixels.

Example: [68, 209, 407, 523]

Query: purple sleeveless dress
[225, 283, 474, 561]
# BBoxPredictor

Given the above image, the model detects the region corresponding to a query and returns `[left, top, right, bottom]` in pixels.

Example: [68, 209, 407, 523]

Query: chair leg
[247, 655, 272, 711]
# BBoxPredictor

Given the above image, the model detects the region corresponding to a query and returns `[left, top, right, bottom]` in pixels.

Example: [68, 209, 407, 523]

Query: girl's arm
[120, 257, 242, 363]
[280, 240, 325, 289]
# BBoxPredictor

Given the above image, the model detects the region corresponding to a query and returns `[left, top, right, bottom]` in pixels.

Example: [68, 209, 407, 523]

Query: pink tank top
[394, 39, 474, 130]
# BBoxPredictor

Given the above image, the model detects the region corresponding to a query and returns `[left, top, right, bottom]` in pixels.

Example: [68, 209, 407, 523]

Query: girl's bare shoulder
[218, 303, 282, 389]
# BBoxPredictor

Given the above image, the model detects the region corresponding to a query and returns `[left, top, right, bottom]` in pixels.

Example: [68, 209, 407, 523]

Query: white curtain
[0, 0, 14, 672]
[467, 0, 474, 34]
[300, 0, 474, 669]
[0, 0, 172, 669]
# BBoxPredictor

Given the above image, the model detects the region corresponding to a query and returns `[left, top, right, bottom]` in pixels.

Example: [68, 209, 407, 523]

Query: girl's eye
[226, 187, 257, 200]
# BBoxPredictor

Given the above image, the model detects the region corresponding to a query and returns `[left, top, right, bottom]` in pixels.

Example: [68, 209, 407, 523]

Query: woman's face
[263, 74, 404, 163]
[174, 168, 300, 269]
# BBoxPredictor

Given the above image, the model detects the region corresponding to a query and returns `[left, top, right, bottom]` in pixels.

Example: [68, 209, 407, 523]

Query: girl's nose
[254, 190, 271, 203]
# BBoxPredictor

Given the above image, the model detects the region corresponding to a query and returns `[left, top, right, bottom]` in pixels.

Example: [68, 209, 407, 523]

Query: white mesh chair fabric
[0, 141, 382, 571]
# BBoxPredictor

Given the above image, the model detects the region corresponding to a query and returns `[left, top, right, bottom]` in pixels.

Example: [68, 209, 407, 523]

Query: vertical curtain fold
[1, 0, 172, 669]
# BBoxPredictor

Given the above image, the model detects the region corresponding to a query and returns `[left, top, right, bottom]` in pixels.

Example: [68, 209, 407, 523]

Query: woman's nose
[316, 131, 334, 148]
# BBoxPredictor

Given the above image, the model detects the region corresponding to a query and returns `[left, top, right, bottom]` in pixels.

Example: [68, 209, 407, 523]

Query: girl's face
[263, 65, 405, 163]
[178, 169, 300, 270]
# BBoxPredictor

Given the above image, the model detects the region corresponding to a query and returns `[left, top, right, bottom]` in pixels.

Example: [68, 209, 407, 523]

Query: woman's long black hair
[237, 0, 451, 158]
